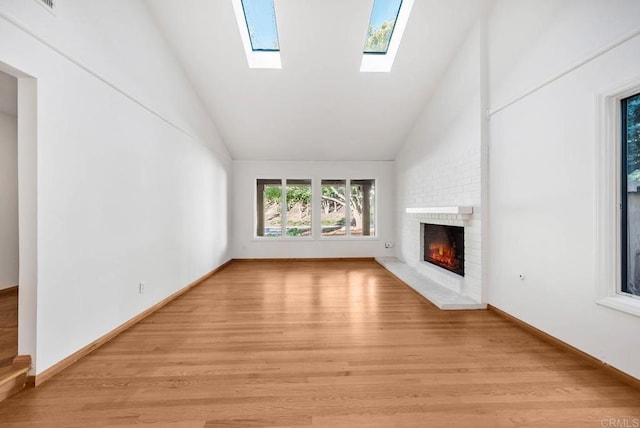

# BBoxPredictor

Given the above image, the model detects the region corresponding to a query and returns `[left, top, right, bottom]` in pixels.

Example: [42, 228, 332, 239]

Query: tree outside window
[321, 179, 375, 237]
[257, 179, 376, 239]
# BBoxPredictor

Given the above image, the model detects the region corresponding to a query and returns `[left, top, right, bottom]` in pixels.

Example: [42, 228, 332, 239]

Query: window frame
[255, 178, 283, 238]
[363, 0, 404, 55]
[231, 0, 281, 69]
[254, 177, 379, 241]
[284, 178, 313, 238]
[255, 178, 314, 240]
[360, 0, 415, 73]
[320, 179, 348, 239]
[596, 80, 640, 317]
[319, 178, 378, 240]
[621, 93, 640, 298]
[240, 0, 280, 52]
[348, 178, 377, 239]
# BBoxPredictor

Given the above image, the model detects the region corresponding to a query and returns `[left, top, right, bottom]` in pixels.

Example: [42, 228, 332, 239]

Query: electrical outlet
[139, 281, 145, 294]
[385, 242, 394, 248]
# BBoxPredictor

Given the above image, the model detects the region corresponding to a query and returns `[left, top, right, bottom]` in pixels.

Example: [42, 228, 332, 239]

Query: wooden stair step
[0, 355, 31, 402]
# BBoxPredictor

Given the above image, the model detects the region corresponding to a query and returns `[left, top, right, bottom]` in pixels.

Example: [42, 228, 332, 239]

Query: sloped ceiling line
[146, 0, 486, 161]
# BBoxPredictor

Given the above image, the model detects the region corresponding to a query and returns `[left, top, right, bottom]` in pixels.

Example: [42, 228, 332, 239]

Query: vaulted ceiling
[146, 0, 486, 161]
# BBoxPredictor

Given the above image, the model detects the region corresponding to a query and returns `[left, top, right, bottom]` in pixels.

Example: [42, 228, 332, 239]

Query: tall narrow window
[350, 179, 376, 237]
[256, 179, 282, 237]
[240, 0, 280, 51]
[363, 0, 403, 54]
[622, 93, 640, 297]
[285, 179, 312, 237]
[321, 180, 347, 236]
[256, 179, 312, 238]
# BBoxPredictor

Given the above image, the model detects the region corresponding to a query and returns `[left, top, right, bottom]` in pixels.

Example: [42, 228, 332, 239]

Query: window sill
[252, 236, 379, 242]
[320, 236, 379, 240]
[597, 295, 640, 318]
[253, 237, 315, 242]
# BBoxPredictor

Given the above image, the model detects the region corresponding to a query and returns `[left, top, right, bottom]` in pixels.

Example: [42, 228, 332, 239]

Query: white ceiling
[146, 0, 486, 161]
[0, 70, 17, 117]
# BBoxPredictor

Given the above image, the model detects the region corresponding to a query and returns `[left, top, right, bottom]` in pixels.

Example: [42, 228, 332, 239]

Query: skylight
[232, 0, 281, 69]
[241, 0, 279, 52]
[364, 0, 403, 54]
[360, 0, 414, 72]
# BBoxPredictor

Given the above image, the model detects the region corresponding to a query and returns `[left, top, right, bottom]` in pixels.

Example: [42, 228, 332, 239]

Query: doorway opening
[0, 60, 37, 379]
[0, 69, 18, 370]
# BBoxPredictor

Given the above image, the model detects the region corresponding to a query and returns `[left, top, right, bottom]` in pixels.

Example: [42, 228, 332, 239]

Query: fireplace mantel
[406, 206, 473, 215]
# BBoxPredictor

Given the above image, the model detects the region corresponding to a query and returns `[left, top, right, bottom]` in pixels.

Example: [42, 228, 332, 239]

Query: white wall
[488, 0, 640, 379]
[394, 0, 640, 380]
[395, 23, 484, 303]
[0, 0, 227, 157]
[233, 161, 395, 259]
[0, 0, 232, 374]
[0, 111, 18, 290]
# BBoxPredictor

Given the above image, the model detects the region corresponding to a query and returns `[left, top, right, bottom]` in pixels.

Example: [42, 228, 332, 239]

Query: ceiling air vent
[33, 0, 56, 13]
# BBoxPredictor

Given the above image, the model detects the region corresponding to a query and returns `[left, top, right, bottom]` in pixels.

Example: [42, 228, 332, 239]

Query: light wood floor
[0, 260, 639, 427]
[0, 287, 18, 369]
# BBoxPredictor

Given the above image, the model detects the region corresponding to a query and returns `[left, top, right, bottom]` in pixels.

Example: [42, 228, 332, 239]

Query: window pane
[241, 0, 280, 52]
[350, 179, 375, 237]
[256, 179, 281, 237]
[363, 0, 403, 54]
[624, 93, 640, 296]
[321, 180, 347, 237]
[285, 179, 312, 237]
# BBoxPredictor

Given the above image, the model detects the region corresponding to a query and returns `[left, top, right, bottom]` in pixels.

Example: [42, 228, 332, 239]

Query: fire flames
[427, 242, 459, 270]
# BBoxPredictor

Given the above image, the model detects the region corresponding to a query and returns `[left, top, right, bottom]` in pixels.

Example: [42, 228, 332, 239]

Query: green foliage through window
[257, 179, 375, 238]
[363, 0, 403, 54]
[264, 186, 281, 202]
[365, 21, 395, 53]
[320, 179, 375, 237]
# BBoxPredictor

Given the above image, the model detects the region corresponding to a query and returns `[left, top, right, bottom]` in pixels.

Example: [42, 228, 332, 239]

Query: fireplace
[422, 223, 464, 276]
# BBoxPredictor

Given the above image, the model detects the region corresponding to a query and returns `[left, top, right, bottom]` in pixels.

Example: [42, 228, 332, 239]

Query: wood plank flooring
[0, 260, 639, 427]
[0, 287, 18, 369]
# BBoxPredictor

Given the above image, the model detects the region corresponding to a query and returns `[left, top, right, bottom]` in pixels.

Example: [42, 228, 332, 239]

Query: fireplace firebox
[422, 223, 464, 276]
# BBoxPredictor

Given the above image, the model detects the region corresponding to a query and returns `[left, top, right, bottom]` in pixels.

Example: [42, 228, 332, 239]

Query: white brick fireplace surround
[377, 206, 484, 310]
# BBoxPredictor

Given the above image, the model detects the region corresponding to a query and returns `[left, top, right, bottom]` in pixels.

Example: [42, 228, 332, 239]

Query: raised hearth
[376, 257, 485, 310]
